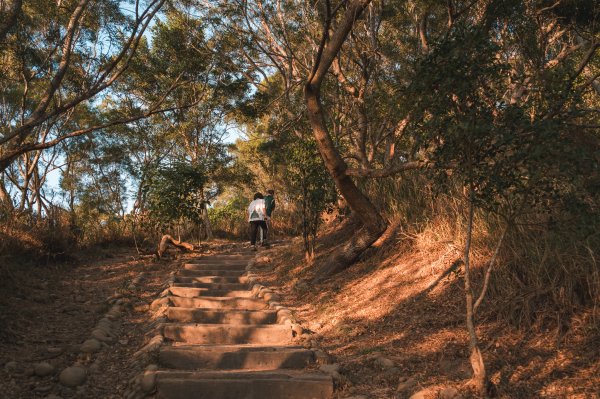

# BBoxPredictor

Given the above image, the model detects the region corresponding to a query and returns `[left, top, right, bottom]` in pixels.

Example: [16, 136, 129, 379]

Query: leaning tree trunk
[304, 0, 385, 280]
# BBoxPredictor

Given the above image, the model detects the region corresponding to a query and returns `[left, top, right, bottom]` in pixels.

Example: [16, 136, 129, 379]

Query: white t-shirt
[248, 199, 266, 221]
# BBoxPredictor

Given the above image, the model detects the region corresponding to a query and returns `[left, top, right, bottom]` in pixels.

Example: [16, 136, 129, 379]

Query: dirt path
[0, 243, 333, 399]
[0, 246, 176, 398]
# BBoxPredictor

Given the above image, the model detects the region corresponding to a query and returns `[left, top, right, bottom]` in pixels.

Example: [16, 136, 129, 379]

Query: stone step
[189, 255, 254, 263]
[167, 308, 277, 324]
[156, 370, 333, 399]
[172, 280, 248, 290]
[163, 324, 293, 345]
[169, 297, 268, 310]
[168, 287, 253, 298]
[187, 259, 250, 265]
[159, 345, 315, 370]
[175, 276, 248, 286]
[184, 263, 247, 271]
[177, 269, 245, 277]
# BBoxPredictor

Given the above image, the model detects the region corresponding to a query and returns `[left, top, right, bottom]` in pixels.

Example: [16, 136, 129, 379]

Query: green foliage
[145, 163, 207, 226]
[408, 21, 599, 223]
[208, 193, 248, 238]
[278, 133, 337, 258]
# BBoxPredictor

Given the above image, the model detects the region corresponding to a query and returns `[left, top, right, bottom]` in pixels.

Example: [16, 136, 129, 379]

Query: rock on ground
[59, 366, 87, 387]
[34, 362, 55, 377]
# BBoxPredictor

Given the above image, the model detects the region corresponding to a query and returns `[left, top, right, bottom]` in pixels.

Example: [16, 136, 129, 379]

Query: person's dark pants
[250, 220, 268, 245]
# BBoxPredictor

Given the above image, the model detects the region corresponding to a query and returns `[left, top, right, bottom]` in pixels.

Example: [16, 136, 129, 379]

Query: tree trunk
[0, 176, 13, 210]
[303, 0, 385, 278]
[201, 206, 213, 240]
[463, 189, 488, 394]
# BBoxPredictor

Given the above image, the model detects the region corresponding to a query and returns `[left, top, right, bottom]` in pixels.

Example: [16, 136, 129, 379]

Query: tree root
[156, 235, 194, 259]
[312, 225, 384, 282]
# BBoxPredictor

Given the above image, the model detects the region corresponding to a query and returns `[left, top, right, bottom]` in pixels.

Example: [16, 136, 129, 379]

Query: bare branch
[473, 222, 509, 314]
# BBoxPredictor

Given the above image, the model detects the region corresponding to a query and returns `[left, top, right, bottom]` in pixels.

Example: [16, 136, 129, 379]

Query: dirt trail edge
[141, 246, 333, 399]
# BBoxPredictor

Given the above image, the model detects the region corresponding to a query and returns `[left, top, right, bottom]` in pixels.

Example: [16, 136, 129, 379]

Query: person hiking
[263, 189, 275, 244]
[248, 192, 268, 251]
[264, 189, 276, 219]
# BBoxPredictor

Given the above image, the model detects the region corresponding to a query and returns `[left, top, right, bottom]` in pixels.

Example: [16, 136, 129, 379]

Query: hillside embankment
[253, 219, 600, 399]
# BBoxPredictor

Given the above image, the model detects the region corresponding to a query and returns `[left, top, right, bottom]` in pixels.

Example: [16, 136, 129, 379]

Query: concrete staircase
[155, 251, 333, 399]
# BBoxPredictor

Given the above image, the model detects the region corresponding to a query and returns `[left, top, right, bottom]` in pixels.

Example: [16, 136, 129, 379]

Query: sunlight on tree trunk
[463, 186, 488, 394]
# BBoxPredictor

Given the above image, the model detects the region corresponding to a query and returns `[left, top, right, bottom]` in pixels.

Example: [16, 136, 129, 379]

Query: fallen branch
[157, 234, 194, 259]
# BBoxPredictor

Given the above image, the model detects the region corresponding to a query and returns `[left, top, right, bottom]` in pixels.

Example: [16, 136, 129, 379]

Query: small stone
[319, 364, 340, 374]
[127, 284, 136, 290]
[251, 284, 262, 294]
[59, 366, 87, 387]
[88, 362, 101, 374]
[257, 256, 271, 263]
[4, 361, 20, 374]
[397, 377, 417, 392]
[81, 339, 102, 353]
[150, 297, 168, 310]
[134, 303, 148, 312]
[409, 390, 428, 399]
[34, 362, 55, 377]
[314, 349, 329, 364]
[263, 292, 280, 302]
[106, 312, 119, 320]
[313, 322, 324, 330]
[291, 324, 304, 336]
[140, 371, 156, 393]
[33, 384, 53, 394]
[98, 317, 113, 326]
[91, 329, 112, 343]
[374, 356, 395, 369]
[119, 339, 129, 345]
[96, 324, 113, 335]
[439, 387, 460, 399]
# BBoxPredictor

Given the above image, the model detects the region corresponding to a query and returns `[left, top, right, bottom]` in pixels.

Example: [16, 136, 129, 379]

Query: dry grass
[257, 200, 600, 398]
